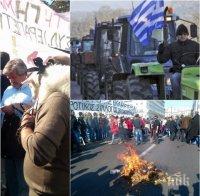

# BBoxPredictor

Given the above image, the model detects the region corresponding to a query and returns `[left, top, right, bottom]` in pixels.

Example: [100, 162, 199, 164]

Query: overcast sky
[71, 0, 199, 13]
[165, 100, 194, 109]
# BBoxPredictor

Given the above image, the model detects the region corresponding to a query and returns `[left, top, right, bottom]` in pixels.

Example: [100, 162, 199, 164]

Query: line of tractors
[71, 7, 199, 100]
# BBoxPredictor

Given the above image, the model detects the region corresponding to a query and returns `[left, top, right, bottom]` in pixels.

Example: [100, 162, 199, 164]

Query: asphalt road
[71, 135, 199, 196]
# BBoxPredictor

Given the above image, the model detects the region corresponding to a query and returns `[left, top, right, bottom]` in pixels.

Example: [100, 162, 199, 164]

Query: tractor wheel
[105, 63, 115, 99]
[71, 65, 76, 81]
[83, 71, 100, 99]
[80, 71, 87, 95]
[112, 80, 127, 100]
[127, 76, 153, 99]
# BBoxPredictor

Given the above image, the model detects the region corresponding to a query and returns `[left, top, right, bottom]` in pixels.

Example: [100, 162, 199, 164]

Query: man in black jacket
[186, 112, 200, 145]
[157, 24, 199, 99]
[169, 116, 178, 141]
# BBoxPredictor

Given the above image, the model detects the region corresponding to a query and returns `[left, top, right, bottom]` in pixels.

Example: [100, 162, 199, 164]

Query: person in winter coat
[78, 112, 87, 143]
[157, 24, 199, 99]
[169, 116, 178, 141]
[179, 115, 191, 142]
[19, 63, 70, 195]
[109, 115, 119, 144]
[186, 112, 200, 144]
[133, 114, 143, 145]
[91, 112, 100, 141]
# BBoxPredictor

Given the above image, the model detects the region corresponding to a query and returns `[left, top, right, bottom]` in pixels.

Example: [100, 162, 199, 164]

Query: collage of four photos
[0, 0, 199, 195]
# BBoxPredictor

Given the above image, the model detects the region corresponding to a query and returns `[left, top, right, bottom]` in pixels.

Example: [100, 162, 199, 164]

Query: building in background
[165, 106, 192, 117]
[191, 100, 200, 116]
[124, 100, 165, 119]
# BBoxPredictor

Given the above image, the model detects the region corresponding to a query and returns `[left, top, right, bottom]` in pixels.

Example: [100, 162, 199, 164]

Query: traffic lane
[71, 137, 160, 196]
[71, 136, 154, 178]
[71, 136, 199, 196]
[142, 137, 199, 196]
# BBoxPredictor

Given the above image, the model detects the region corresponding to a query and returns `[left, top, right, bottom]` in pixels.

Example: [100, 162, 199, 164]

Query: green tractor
[179, 53, 200, 99]
[77, 7, 199, 100]
[107, 7, 199, 100]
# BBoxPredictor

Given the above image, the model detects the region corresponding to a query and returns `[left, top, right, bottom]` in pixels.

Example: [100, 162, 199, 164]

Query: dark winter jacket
[186, 114, 200, 140]
[157, 39, 199, 72]
[1, 113, 25, 158]
[168, 120, 178, 132]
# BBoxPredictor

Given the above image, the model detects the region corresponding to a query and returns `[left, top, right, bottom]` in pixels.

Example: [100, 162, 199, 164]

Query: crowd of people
[71, 110, 200, 153]
[1, 52, 70, 196]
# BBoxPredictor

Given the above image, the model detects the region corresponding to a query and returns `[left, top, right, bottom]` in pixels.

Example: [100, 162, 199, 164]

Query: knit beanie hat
[176, 24, 189, 36]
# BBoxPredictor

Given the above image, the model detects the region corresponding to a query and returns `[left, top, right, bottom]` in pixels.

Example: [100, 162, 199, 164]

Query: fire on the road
[117, 144, 168, 186]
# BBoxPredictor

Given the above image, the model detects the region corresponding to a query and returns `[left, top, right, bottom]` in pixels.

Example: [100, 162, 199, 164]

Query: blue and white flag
[129, 0, 164, 46]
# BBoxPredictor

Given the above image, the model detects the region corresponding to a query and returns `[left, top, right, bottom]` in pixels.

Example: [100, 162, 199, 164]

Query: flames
[117, 144, 168, 185]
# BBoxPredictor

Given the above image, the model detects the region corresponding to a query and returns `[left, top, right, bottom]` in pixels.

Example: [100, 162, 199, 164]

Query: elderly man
[1, 59, 33, 196]
[157, 24, 199, 99]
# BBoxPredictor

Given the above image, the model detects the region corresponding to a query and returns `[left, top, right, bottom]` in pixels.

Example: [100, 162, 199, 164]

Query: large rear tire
[112, 80, 127, 99]
[127, 76, 153, 99]
[83, 71, 100, 99]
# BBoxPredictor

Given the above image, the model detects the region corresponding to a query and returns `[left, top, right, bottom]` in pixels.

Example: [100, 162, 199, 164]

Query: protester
[1, 58, 33, 196]
[169, 116, 178, 141]
[186, 112, 200, 145]
[157, 24, 199, 99]
[179, 115, 191, 142]
[109, 115, 119, 144]
[78, 112, 88, 143]
[133, 114, 143, 145]
[91, 112, 100, 141]
[150, 115, 160, 144]
[85, 112, 95, 142]
[1, 52, 10, 98]
[71, 110, 82, 153]
[19, 63, 70, 195]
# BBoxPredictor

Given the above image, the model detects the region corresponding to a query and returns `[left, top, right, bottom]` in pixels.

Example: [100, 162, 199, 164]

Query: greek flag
[129, 0, 164, 45]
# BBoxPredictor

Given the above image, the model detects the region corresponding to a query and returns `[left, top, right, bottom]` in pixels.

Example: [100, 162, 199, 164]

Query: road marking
[139, 135, 167, 157]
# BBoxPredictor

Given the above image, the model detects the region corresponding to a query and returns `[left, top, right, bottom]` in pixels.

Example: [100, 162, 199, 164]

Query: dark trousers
[4, 158, 28, 196]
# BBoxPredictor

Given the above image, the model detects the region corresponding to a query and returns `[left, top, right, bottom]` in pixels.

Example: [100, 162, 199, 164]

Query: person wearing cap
[157, 24, 199, 99]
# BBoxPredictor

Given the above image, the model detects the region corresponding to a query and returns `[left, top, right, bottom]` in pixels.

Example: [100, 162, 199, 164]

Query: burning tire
[83, 71, 100, 99]
[127, 76, 153, 99]
[112, 80, 127, 99]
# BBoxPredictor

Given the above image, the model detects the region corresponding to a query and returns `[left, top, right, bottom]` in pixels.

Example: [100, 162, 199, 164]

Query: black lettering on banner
[99, 104, 103, 111]
[37, 28, 43, 44]
[78, 102, 82, 110]
[13, 17, 21, 35]
[58, 34, 65, 49]
[113, 106, 117, 113]
[96, 104, 100, 111]
[90, 104, 94, 111]
[28, 26, 36, 41]
[45, 10, 52, 28]
[107, 105, 112, 112]
[4, 13, 11, 29]
[16, 1, 29, 22]
[56, 14, 61, 29]
[72, 102, 78, 110]
[30, 3, 40, 24]
[43, 30, 47, 45]
[50, 32, 58, 48]
[24, 24, 31, 39]
[0, 13, 2, 29]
